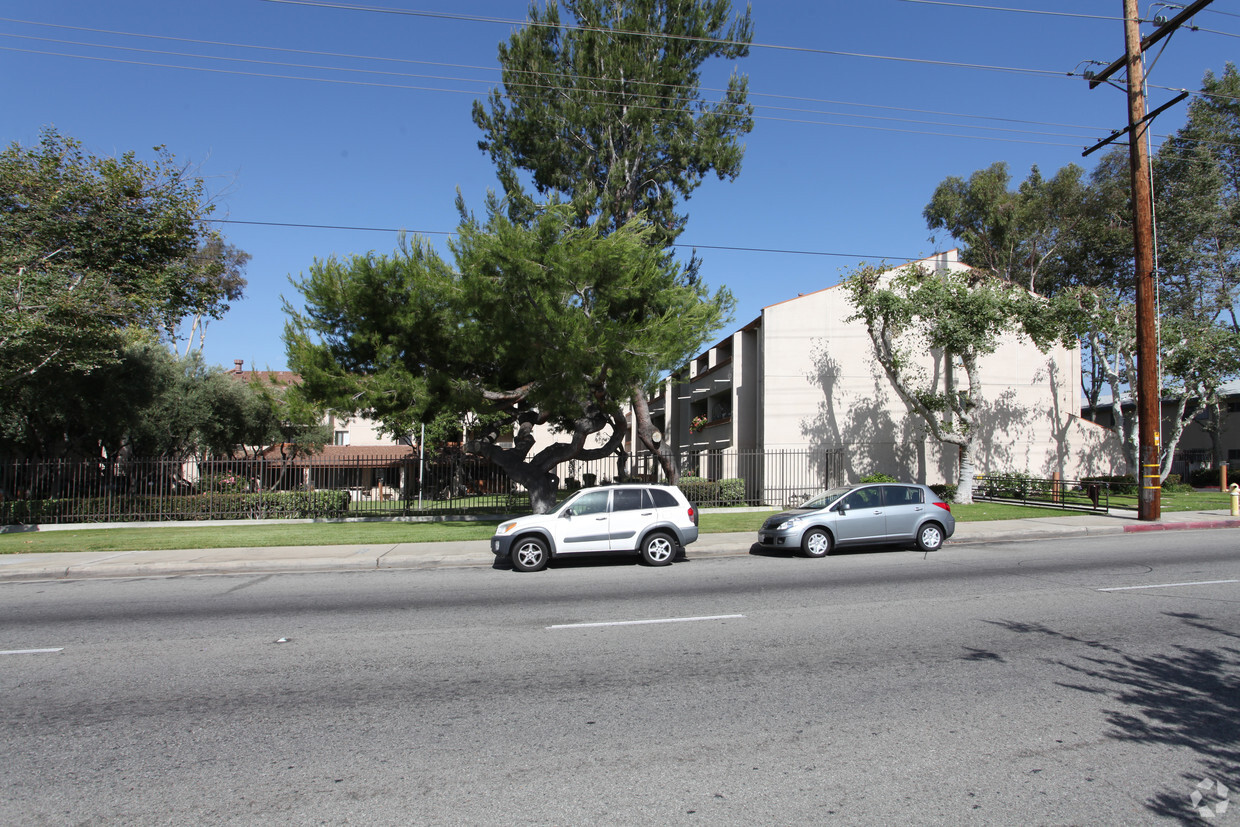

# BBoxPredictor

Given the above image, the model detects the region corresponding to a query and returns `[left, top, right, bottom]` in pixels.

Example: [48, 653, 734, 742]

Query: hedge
[676, 476, 746, 507]
[1, 490, 351, 526]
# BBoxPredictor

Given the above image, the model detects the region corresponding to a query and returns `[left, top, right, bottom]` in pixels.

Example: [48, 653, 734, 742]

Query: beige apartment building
[635, 251, 1125, 492]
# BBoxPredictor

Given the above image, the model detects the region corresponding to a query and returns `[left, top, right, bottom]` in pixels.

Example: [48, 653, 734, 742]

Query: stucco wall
[758, 263, 1123, 486]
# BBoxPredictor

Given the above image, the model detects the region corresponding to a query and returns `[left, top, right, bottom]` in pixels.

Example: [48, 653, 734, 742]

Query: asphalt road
[3, 531, 1237, 825]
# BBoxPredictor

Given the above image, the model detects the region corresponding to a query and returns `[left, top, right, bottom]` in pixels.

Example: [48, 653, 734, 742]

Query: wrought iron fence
[972, 474, 1114, 513]
[0, 448, 847, 526]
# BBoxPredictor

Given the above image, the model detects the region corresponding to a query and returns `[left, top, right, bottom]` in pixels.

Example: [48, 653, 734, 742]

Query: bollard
[1231, 483, 1239, 518]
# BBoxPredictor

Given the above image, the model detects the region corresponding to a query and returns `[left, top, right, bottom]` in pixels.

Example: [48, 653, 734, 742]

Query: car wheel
[640, 532, 676, 566]
[511, 536, 550, 572]
[800, 527, 832, 558]
[916, 523, 944, 552]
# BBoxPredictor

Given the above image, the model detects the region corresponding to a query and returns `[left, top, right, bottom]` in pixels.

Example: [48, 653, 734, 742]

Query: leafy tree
[922, 161, 1126, 297]
[926, 68, 1240, 479]
[0, 128, 244, 390]
[285, 201, 731, 512]
[0, 340, 325, 462]
[843, 263, 1071, 504]
[472, 0, 753, 481]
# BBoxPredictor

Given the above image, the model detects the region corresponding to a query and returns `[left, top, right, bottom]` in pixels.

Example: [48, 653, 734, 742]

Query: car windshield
[799, 486, 853, 510]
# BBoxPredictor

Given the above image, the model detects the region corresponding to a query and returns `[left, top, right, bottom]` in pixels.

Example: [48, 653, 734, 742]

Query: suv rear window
[648, 488, 678, 508]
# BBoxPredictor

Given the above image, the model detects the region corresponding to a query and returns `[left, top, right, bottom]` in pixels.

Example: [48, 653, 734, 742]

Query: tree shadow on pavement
[986, 613, 1239, 822]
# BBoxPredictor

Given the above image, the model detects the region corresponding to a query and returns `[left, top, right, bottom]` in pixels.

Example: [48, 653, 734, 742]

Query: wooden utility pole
[1085, 0, 1211, 518]
[1122, 0, 1161, 521]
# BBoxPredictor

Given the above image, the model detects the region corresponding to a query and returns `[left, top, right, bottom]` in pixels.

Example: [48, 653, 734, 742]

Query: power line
[207, 218, 921, 262]
[6, 28, 1102, 142]
[3, 12, 1231, 154]
[0, 17, 1114, 136]
[0, 44, 1098, 147]
[259, 0, 1073, 78]
[897, 1, 1121, 21]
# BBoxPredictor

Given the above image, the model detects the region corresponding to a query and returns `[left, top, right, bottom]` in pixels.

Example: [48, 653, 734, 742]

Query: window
[883, 485, 924, 506]
[842, 487, 882, 510]
[649, 488, 678, 508]
[570, 491, 610, 516]
[612, 488, 646, 512]
[333, 430, 350, 446]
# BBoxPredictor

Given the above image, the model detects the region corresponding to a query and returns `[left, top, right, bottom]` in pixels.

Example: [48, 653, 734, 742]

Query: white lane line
[548, 614, 746, 630]
[0, 648, 64, 656]
[1096, 579, 1238, 592]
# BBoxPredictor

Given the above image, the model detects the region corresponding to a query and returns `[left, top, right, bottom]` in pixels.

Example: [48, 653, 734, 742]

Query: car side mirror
[835, 502, 848, 514]
[560, 508, 573, 518]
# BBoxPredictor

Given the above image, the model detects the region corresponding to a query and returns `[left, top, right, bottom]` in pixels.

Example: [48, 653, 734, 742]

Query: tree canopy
[472, 0, 753, 481]
[284, 201, 732, 511]
[0, 127, 247, 393]
[922, 66, 1240, 478]
[0, 339, 325, 461]
[473, 0, 753, 244]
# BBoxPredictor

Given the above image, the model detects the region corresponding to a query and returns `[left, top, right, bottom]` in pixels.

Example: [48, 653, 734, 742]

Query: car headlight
[497, 522, 517, 534]
[776, 517, 804, 531]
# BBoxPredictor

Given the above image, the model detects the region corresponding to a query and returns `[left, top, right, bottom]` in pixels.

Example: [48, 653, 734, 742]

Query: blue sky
[3, 1, 1237, 371]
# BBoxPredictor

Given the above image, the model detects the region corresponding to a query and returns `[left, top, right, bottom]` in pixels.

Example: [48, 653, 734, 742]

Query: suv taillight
[688, 506, 698, 525]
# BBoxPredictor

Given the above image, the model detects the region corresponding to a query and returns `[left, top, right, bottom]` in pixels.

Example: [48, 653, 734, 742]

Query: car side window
[612, 489, 645, 512]
[882, 485, 923, 506]
[570, 491, 610, 516]
[648, 488, 677, 508]
[843, 487, 881, 510]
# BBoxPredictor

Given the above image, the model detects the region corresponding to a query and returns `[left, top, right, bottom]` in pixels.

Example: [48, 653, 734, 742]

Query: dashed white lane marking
[1096, 579, 1238, 592]
[0, 648, 64, 656]
[548, 614, 745, 630]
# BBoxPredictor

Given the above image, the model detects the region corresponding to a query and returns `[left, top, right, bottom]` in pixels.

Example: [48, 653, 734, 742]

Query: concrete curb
[1124, 518, 1240, 532]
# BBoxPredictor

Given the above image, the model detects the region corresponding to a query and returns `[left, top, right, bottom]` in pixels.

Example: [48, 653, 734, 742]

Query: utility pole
[1085, 1, 1213, 519]
[1123, 0, 1161, 522]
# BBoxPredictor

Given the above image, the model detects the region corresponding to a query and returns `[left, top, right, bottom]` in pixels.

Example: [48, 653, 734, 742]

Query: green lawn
[1, 492, 1232, 554]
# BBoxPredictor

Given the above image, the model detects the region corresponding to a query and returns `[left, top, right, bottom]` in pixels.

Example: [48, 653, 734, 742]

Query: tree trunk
[631, 386, 679, 484]
[465, 403, 627, 513]
[955, 440, 977, 505]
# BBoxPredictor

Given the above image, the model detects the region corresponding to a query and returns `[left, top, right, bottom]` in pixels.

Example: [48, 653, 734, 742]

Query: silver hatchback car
[757, 482, 954, 556]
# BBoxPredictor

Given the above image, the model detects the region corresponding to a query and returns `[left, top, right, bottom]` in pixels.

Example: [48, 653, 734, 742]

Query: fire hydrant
[1231, 483, 1240, 517]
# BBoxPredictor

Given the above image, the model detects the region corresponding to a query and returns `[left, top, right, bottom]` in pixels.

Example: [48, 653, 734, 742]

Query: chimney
[234, 359, 244, 375]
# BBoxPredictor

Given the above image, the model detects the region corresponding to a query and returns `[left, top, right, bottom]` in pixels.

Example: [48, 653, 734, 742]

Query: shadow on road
[986, 614, 1239, 822]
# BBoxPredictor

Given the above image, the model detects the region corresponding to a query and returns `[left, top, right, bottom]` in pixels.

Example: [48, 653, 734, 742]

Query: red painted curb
[1124, 519, 1240, 533]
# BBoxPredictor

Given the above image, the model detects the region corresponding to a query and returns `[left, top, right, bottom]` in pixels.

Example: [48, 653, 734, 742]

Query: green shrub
[717, 478, 746, 506]
[860, 472, 898, 483]
[198, 472, 250, 493]
[1162, 474, 1194, 493]
[1189, 467, 1221, 488]
[929, 484, 957, 503]
[676, 476, 717, 505]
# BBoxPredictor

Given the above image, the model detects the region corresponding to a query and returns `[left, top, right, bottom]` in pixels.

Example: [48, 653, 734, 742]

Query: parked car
[492, 484, 700, 572]
[757, 482, 954, 556]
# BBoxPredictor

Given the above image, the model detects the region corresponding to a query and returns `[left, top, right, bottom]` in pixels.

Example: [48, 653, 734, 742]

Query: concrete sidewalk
[1, 509, 1237, 582]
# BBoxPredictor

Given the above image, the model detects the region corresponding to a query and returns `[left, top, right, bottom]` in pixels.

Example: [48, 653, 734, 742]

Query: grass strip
[1, 493, 1233, 554]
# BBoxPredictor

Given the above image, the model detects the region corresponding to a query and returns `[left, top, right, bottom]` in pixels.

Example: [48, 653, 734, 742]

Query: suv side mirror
[560, 508, 574, 518]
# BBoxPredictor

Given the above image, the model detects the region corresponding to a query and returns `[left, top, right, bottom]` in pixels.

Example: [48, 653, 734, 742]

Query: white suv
[491, 484, 700, 572]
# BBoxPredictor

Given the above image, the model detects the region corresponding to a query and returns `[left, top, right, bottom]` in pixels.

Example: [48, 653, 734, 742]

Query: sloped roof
[258, 444, 417, 466]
